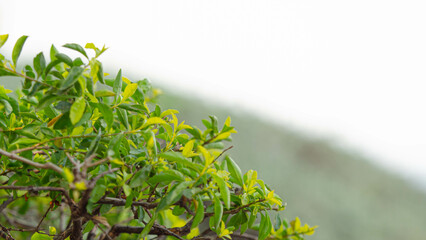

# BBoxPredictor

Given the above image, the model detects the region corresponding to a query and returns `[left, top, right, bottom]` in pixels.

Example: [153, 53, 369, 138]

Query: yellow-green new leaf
[182, 140, 198, 158]
[160, 109, 179, 118]
[0, 34, 8, 48]
[70, 97, 86, 125]
[64, 168, 74, 183]
[120, 83, 138, 104]
[140, 117, 167, 129]
[95, 90, 116, 98]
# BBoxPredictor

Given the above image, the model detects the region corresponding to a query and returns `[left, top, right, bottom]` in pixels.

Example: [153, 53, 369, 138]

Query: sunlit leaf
[70, 97, 86, 125]
[63, 43, 88, 59]
[12, 35, 28, 66]
[0, 34, 8, 48]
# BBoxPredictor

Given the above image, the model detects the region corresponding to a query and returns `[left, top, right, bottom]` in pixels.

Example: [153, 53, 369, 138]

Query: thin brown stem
[35, 205, 52, 231]
[1, 66, 57, 89]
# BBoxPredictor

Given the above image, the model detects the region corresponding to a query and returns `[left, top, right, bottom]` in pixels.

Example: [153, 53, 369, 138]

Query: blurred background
[1, 0, 426, 239]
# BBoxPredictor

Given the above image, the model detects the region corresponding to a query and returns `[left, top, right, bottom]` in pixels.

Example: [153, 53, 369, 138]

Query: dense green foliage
[0, 35, 315, 240]
[158, 93, 426, 240]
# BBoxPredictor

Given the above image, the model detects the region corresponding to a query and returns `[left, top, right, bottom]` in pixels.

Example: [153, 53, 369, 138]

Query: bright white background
[1, 0, 426, 187]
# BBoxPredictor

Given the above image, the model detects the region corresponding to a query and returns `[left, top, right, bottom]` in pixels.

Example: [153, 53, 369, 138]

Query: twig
[0, 223, 15, 240]
[0, 197, 15, 213]
[211, 146, 233, 165]
[85, 157, 109, 169]
[35, 205, 52, 231]
[1, 66, 57, 89]
[65, 152, 79, 167]
[14, 130, 141, 155]
[0, 149, 63, 174]
[104, 224, 185, 240]
[12, 145, 87, 154]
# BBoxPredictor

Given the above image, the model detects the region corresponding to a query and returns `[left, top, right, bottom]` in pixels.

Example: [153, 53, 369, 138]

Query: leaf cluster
[0, 35, 316, 240]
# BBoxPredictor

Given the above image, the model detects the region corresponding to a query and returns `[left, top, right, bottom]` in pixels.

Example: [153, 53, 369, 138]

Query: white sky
[1, 0, 426, 186]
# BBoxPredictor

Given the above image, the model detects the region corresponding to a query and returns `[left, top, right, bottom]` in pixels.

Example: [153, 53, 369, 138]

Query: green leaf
[120, 83, 138, 104]
[159, 152, 203, 173]
[55, 53, 73, 67]
[108, 133, 123, 157]
[86, 129, 101, 158]
[60, 66, 84, 90]
[97, 103, 113, 130]
[211, 173, 230, 209]
[129, 165, 152, 188]
[12, 35, 28, 66]
[139, 212, 157, 238]
[33, 52, 46, 78]
[95, 89, 116, 97]
[191, 195, 205, 229]
[0, 68, 17, 77]
[37, 95, 73, 111]
[53, 112, 71, 130]
[258, 212, 272, 240]
[43, 59, 61, 78]
[113, 69, 122, 101]
[50, 44, 59, 61]
[10, 138, 40, 148]
[70, 97, 86, 125]
[156, 181, 193, 212]
[91, 184, 107, 203]
[226, 156, 244, 186]
[0, 34, 9, 48]
[0, 85, 12, 99]
[63, 43, 88, 59]
[213, 194, 223, 230]
[31, 232, 52, 240]
[147, 169, 185, 185]
[116, 108, 129, 129]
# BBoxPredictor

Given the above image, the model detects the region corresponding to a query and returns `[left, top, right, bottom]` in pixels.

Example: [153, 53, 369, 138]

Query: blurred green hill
[157, 88, 426, 240]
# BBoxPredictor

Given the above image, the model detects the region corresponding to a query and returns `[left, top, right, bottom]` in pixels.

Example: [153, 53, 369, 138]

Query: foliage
[0, 35, 316, 240]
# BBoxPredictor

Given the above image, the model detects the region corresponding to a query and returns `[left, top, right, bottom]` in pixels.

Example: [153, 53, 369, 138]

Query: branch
[35, 205, 52, 232]
[0, 149, 63, 174]
[97, 197, 158, 209]
[211, 146, 233, 165]
[0, 223, 15, 240]
[103, 224, 185, 240]
[0, 186, 73, 206]
[0, 66, 58, 89]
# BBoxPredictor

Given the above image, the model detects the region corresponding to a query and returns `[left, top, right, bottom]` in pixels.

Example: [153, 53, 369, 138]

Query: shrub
[0, 35, 316, 240]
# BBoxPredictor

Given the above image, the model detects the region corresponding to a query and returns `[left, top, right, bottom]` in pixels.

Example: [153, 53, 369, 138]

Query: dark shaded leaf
[156, 181, 192, 212]
[60, 66, 84, 90]
[129, 165, 152, 188]
[97, 103, 113, 130]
